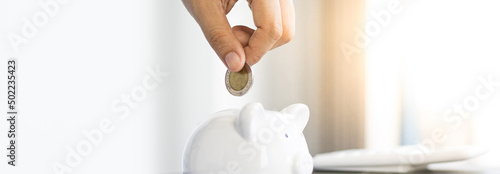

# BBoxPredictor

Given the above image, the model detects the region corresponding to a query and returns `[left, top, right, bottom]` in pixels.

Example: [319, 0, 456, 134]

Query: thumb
[191, 3, 246, 72]
[205, 27, 246, 72]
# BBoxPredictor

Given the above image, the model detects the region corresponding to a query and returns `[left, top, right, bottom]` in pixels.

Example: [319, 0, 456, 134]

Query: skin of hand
[182, 0, 295, 72]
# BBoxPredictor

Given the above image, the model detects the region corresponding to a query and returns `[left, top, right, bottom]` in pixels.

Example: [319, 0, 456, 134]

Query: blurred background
[1, 0, 500, 173]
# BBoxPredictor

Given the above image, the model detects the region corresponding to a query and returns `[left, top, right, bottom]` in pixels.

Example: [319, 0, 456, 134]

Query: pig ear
[281, 104, 309, 131]
[236, 103, 265, 142]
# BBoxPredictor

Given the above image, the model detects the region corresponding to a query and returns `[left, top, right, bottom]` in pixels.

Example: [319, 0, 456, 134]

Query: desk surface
[313, 169, 498, 174]
[312, 161, 500, 174]
[179, 169, 498, 174]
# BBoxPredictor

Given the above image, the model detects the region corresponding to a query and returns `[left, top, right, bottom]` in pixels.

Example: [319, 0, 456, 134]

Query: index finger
[183, 0, 246, 72]
[245, 0, 283, 65]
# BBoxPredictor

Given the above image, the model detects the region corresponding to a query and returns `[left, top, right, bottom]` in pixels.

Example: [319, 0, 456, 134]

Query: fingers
[232, 25, 254, 47]
[245, 0, 283, 65]
[225, 0, 238, 14]
[183, 0, 245, 72]
[244, 0, 295, 65]
[182, 0, 295, 69]
[271, 0, 295, 50]
[236, 0, 294, 50]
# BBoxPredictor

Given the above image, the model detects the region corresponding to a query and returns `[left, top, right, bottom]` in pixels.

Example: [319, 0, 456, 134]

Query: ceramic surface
[183, 103, 313, 174]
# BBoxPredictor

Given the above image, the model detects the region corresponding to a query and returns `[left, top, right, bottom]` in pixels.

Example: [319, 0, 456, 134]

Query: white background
[1, 0, 499, 173]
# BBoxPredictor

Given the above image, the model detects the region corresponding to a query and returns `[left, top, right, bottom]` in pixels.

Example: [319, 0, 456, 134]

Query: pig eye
[285, 133, 289, 138]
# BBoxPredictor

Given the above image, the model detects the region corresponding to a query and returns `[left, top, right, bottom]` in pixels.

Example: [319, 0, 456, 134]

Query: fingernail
[225, 52, 240, 71]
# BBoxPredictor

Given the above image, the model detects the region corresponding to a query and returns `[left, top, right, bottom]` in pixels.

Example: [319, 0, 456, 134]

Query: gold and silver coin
[225, 63, 253, 96]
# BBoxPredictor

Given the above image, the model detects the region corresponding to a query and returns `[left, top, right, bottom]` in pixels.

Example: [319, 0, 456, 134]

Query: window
[366, 0, 500, 167]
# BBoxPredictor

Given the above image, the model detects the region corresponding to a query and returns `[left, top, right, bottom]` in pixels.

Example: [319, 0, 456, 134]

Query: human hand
[182, 0, 295, 72]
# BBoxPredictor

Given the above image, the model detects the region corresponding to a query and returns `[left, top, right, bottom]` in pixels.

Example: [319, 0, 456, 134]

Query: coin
[225, 63, 253, 96]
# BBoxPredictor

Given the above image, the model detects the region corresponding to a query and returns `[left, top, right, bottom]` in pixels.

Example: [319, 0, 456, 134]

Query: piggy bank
[183, 103, 313, 174]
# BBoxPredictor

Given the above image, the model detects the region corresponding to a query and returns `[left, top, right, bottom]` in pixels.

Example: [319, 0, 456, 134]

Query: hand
[182, 0, 295, 72]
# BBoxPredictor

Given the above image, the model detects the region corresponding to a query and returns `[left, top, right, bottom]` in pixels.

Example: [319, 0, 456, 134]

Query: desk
[314, 171, 495, 174]
[180, 169, 498, 174]
[314, 168, 499, 174]
[312, 160, 500, 174]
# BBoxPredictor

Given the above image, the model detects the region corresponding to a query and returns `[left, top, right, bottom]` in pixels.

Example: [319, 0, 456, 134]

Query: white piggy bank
[183, 103, 313, 174]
